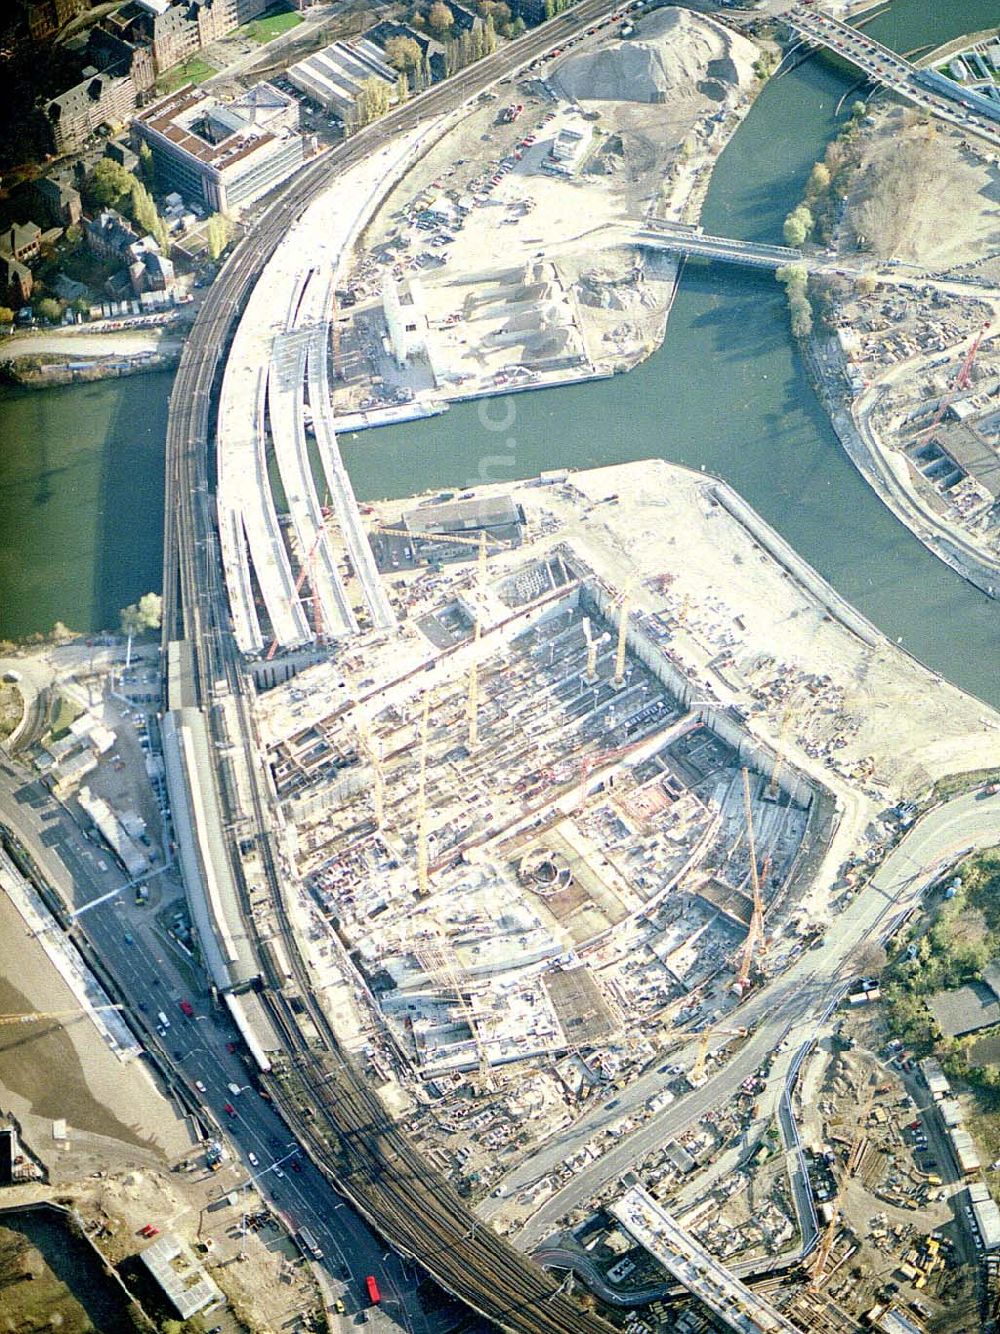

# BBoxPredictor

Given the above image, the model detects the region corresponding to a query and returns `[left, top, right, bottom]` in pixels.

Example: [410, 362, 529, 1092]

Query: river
[0, 0, 995, 702]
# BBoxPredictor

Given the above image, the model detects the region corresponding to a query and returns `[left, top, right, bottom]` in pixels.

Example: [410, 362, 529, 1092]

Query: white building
[383, 274, 427, 367]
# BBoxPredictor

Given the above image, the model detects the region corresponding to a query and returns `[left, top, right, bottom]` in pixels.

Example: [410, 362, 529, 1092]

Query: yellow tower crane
[416, 692, 431, 897]
[419, 933, 495, 1092]
[734, 767, 767, 993]
[355, 712, 385, 830]
[372, 525, 514, 555]
[0, 1005, 123, 1026]
[689, 1025, 748, 1086]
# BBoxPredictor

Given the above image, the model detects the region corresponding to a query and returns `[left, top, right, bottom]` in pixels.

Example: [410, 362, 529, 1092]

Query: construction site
[320, 6, 766, 428]
[818, 100, 1000, 585]
[244, 455, 1000, 1268]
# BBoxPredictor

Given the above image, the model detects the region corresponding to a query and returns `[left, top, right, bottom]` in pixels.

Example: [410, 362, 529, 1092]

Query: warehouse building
[287, 38, 398, 123]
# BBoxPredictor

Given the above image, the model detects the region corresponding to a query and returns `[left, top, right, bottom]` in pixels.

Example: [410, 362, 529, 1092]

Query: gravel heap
[553, 6, 758, 105]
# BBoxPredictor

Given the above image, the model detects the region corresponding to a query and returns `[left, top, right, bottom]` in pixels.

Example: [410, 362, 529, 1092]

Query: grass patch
[245, 10, 302, 43]
[156, 54, 217, 94]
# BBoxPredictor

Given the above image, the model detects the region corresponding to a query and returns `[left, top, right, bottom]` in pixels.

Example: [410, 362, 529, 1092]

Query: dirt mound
[553, 7, 757, 105]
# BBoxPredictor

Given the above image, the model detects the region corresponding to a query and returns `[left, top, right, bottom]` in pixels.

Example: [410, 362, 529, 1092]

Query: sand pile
[553, 7, 757, 105]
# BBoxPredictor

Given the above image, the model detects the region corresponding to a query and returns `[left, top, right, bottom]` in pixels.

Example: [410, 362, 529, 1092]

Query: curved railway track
[161, 4, 625, 1329]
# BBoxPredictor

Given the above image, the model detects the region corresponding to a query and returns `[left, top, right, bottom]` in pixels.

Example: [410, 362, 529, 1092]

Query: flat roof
[930, 424, 1000, 498]
[404, 494, 520, 535]
[138, 85, 279, 174]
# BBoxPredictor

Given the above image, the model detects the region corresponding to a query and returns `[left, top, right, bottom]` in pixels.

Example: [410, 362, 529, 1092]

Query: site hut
[139, 1232, 223, 1322]
[132, 83, 305, 216]
[968, 1183, 1000, 1251]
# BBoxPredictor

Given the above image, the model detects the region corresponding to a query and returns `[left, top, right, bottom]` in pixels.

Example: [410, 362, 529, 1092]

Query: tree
[384, 34, 422, 71]
[138, 140, 156, 193]
[807, 161, 831, 197]
[0, 306, 13, 326]
[35, 297, 63, 324]
[130, 180, 157, 234]
[71, 296, 91, 316]
[427, 1, 454, 35]
[206, 213, 232, 261]
[119, 592, 161, 668]
[87, 158, 138, 209]
[782, 204, 813, 247]
[355, 76, 392, 127]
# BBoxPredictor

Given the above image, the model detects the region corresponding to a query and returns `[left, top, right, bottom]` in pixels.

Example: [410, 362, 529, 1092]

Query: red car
[223, 1102, 236, 1116]
[290, 1159, 302, 1173]
[226, 1042, 237, 1053]
[140, 1224, 159, 1238]
[179, 1000, 194, 1017]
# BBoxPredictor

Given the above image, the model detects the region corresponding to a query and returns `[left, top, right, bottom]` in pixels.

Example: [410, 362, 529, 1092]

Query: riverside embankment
[0, 0, 996, 706]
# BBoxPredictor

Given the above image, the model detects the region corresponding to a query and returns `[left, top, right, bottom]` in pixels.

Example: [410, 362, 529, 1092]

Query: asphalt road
[480, 789, 1000, 1249]
[0, 761, 463, 1334]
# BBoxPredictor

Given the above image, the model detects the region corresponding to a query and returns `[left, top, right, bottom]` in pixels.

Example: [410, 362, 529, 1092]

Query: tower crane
[612, 585, 633, 689]
[265, 528, 325, 661]
[582, 618, 610, 684]
[0, 1005, 123, 1026]
[371, 525, 514, 556]
[688, 1025, 748, 1087]
[734, 768, 768, 995]
[467, 532, 487, 751]
[355, 712, 385, 829]
[416, 692, 431, 897]
[918, 319, 991, 440]
[418, 933, 495, 1092]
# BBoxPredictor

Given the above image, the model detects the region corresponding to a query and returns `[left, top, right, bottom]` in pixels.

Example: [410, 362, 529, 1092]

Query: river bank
[785, 89, 1000, 599]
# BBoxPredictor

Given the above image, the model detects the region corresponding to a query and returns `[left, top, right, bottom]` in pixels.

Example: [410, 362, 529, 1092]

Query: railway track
[161, 4, 629, 1328]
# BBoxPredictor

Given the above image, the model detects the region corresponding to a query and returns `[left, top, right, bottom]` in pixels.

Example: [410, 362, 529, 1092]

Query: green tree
[87, 158, 137, 209]
[205, 212, 233, 261]
[138, 140, 156, 193]
[782, 204, 813, 247]
[119, 592, 162, 669]
[0, 306, 14, 326]
[35, 297, 63, 324]
[428, 1, 454, 35]
[71, 296, 91, 316]
[807, 161, 831, 197]
[396, 72, 409, 103]
[384, 34, 422, 70]
[130, 180, 157, 234]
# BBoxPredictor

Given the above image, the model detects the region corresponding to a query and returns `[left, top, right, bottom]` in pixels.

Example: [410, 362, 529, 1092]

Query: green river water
[0, 0, 996, 704]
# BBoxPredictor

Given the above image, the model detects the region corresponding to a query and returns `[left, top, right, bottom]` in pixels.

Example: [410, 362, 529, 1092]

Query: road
[0, 761, 450, 1333]
[786, 3, 1000, 150]
[479, 789, 1000, 1250]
